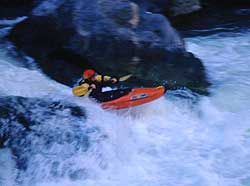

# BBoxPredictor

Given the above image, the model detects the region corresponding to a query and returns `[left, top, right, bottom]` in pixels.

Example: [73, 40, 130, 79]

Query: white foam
[0, 149, 17, 186]
[0, 31, 250, 186]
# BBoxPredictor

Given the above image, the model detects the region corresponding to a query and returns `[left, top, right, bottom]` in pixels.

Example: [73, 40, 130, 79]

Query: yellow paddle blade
[72, 86, 93, 97]
[119, 74, 132, 82]
[72, 86, 87, 97]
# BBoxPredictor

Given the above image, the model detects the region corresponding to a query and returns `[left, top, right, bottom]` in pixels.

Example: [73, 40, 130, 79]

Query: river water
[0, 14, 250, 186]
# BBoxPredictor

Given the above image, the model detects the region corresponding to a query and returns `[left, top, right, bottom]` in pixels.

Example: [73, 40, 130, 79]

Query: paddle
[119, 74, 132, 82]
[72, 85, 90, 97]
[72, 74, 132, 97]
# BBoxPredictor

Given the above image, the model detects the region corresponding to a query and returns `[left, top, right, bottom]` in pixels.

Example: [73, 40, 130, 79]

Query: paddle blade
[72, 86, 86, 96]
[119, 74, 132, 82]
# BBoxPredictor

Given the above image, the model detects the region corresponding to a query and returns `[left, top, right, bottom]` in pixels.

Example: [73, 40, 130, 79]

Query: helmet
[83, 69, 95, 79]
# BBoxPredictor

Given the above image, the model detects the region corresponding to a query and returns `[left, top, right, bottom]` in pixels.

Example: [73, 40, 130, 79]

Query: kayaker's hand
[90, 84, 96, 89]
[111, 78, 118, 83]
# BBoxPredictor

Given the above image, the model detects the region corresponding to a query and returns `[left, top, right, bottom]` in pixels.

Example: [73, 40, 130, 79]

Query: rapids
[0, 16, 250, 186]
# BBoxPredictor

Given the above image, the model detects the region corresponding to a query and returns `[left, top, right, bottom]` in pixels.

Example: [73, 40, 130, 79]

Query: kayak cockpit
[90, 88, 132, 103]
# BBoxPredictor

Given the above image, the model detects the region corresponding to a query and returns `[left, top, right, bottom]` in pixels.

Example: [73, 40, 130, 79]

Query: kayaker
[78, 69, 118, 96]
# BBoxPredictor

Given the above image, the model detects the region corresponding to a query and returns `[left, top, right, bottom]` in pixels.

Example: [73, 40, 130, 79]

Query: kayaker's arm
[94, 75, 118, 84]
[103, 75, 118, 83]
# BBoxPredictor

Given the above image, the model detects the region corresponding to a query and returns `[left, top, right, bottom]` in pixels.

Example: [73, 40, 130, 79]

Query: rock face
[0, 96, 97, 183]
[131, 0, 171, 12]
[169, 0, 201, 16]
[201, 0, 250, 7]
[0, 0, 34, 6]
[132, 0, 201, 16]
[0, 0, 36, 18]
[7, 0, 210, 93]
[170, 0, 250, 36]
[0, 96, 87, 149]
[132, 0, 250, 17]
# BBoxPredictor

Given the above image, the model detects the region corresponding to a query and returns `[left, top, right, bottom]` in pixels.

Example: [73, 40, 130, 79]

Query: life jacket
[78, 74, 112, 96]
[93, 75, 112, 82]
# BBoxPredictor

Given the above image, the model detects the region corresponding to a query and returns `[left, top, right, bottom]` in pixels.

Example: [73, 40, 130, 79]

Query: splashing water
[0, 18, 250, 186]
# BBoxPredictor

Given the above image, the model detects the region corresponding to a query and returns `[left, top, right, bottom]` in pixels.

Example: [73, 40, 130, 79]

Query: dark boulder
[7, 17, 87, 86]
[131, 0, 171, 12]
[7, 0, 210, 93]
[0, 96, 87, 149]
[0, 0, 36, 18]
[201, 0, 250, 8]
[132, 0, 202, 16]
[0, 0, 34, 6]
[171, 0, 250, 36]
[0, 96, 100, 182]
[168, 0, 201, 16]
[134, 0, 250, 15]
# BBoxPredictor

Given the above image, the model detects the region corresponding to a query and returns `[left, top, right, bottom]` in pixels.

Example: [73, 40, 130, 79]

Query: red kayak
[101, 86, 165, 109]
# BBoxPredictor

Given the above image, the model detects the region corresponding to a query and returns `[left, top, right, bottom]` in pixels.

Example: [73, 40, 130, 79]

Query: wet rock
[7, 0, 210, 93]
[40, 49, 91, 86]
[133, 0, 250, 16]
[0, 0, 34, 6]
[169, 0, 201, 16]
[7, 16, 87, 86]
[0, 96, 111, 184]
[0, 96, 88, 168]
[171, 0, 250, 36]
[0, 0, 36, 18]
[201, 0, 250, 8]
[132, 0, 201, 16]
[131, 0, 171, 13]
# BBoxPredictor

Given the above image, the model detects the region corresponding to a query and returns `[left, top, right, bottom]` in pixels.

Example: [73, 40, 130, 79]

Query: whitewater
[0, 18, 250, 186]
